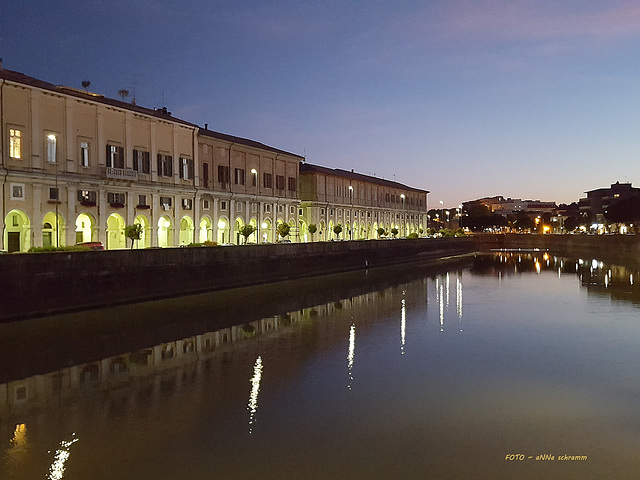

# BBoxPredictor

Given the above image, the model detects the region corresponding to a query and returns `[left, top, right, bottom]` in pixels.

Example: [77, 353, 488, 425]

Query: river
[1, 252, 639, 479]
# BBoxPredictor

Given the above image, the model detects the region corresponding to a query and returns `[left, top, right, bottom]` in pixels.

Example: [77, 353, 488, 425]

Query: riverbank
[1, 237, 477, 321]
[3, 233, 639, 321]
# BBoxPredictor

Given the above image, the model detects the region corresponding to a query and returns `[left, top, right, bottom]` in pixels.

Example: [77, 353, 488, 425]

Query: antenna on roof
[129, 73, 140, 105]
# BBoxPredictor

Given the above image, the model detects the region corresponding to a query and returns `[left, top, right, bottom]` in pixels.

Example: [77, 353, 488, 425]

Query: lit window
[46, 134, 57, 163]
[10, 129, 21, 159]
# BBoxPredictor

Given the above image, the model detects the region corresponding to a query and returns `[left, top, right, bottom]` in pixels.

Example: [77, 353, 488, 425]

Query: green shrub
[28, 245, 91, 253]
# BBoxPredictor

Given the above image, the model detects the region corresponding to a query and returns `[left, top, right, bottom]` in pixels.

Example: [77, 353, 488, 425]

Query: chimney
[204, 123, 208, 130]
[0, 58, 3, 70]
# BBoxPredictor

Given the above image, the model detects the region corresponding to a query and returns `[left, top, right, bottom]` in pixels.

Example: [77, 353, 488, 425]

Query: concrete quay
[2, 234, 639, 321]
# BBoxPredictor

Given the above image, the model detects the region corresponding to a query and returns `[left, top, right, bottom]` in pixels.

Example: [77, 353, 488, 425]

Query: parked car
[77, 242, 104, 251]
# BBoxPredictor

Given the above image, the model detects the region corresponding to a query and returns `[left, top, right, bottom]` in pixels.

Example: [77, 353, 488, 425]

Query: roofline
[199, 129, 304, 160]
[0, 67, 198, 128]
[300, 162, 429, 194]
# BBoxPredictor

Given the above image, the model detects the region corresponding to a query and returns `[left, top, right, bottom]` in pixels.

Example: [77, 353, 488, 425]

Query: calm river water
[2, 252, 640, 479]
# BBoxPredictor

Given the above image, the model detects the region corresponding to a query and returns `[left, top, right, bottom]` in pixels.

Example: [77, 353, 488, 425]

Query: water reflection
[47, 435, 78, 480]
[2, 253, 640, 478]
[347, 324, 356, 390]
[247, 356, 263, 433]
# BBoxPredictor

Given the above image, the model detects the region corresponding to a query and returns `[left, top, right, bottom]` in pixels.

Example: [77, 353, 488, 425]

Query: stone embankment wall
[4, 234, 638, 321]
[1, 237, 476, 321]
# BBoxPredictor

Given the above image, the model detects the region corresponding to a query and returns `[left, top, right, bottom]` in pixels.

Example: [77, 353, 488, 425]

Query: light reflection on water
[2, 253, 640, 479]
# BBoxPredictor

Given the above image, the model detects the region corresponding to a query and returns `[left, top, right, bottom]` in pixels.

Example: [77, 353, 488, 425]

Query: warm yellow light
[250, 168, 257, 174]
[217, 219, 226, 229]
[542, 226, 550, 233]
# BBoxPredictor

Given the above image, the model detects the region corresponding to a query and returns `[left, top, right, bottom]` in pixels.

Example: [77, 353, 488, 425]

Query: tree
[333, 223, 343, 239]
[118, 89, 130, 102]
[377, 227, 385, 238]
[276, 222, 290, 239]
[124, 224, 143, 249]
[81, 80, 91, 91]
[390, 227, 399, 238]
[308, 223, 317, 241]
[239, 224, 256, 244]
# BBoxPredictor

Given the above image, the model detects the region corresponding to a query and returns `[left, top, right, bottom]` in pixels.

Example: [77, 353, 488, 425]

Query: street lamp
[261, 221, 268, 243]
[400, 194, 405, 236]
[348, 186, 354, 240]
[251, 168, 257, 188]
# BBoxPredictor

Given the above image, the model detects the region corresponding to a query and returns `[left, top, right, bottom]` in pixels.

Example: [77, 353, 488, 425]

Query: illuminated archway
[234, 217, 245, 245]
[4, 209, 30, 252]
[298, 219, 308, 242]
[199, 216, 212, 243]
[260, 218, 272, 243]
[217, 217, 229, 244]
[106, 213, 126, 249]
[157, 215, 173, 248]
[179, 215, 194, 246]
[42, 211, 65, 247]
[75, 213, 96, 244]
[134, 214, 151, 249]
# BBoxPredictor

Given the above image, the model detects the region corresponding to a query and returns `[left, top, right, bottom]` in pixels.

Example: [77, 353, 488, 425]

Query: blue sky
[3, 0, 640, 207]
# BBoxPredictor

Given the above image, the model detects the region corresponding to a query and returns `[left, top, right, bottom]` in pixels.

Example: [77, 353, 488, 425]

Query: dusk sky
[3, 0, 640, 208]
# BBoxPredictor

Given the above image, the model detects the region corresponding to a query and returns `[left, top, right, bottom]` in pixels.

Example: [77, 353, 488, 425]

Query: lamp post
[348, 185, 354, 240]
[400, 194, 405, 236]
[261, 222, 268, 243]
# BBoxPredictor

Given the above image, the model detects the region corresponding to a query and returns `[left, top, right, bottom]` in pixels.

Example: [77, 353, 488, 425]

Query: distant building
[579, 181, 640, 222]
[299, 163, 429, 240]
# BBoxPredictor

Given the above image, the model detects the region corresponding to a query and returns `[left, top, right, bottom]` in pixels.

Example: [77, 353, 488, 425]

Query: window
[138, 195, 148, 206]
[385, 193, 390, 203]
[234, 168, 245, 185]
[160, 196, 172, 209]
[108, 192, 125, 205]
[182, 198, 193, 210]
[49, 187, 59, 201]
[264, 204, 272, 213]
[203, 199, 210, 210]
[157, 154, 173, 177]
[10, 128, 22, 159]
[218, 165, 230, 185]
[276, 175, 285, 190]
[80, 141, 90, 167]
[46, 134, 57, 163]
[299, 208, 303, 216]
[180, 157, 194, 180]
[11, 184, 24, 200]
[321, 208, 325, 215]
[77, 189, 97, 205]
[290, 206, 296, 214]
[107, 144, 124, 168]
[202, 163, 210, 188]
[236, 202, 243, 213]
[251, 171, 257, 187]
[133, 149, 150, 174]
[288, 177, 296, 192]
[263, 173, 273, 189]
[220, 201, 227, 211]
[278, 205, 284, 213]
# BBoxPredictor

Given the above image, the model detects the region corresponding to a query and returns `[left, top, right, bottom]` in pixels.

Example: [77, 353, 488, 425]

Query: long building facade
[0, 64, 427, 251]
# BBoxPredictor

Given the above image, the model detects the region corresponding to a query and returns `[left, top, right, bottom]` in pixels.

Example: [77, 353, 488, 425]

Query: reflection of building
[1, 64, 428, 251]
[0, 280, 430, 419]
[299, 163, 429, 240]
[579, 181, 640, 222]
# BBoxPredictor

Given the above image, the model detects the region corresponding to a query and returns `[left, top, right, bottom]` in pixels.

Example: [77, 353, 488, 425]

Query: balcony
[103, 167, 139, 181]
